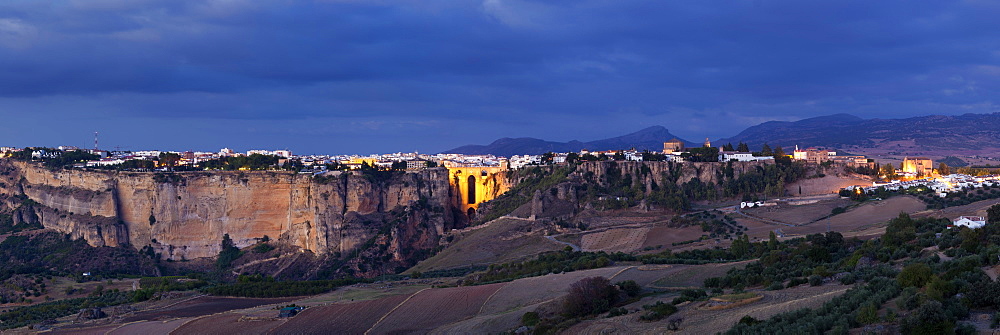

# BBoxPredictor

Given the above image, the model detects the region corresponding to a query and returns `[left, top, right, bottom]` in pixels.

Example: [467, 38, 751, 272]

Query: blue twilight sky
[0, 0, 998, 154]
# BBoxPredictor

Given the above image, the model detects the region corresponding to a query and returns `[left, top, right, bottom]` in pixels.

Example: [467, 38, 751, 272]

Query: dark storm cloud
[0, 0, 998, 152]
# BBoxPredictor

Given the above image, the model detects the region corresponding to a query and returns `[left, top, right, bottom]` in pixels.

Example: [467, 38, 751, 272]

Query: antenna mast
[94, 132, 99, 151]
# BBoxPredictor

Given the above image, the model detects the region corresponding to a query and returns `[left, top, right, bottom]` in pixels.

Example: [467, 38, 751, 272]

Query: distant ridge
[715, 112, 1000, 151]
[446, 112, 1000, 156]
[442, 126, 696, 156]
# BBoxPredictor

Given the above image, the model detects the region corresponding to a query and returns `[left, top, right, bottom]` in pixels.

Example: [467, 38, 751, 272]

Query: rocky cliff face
[0, 160, 459, 272]
[476, 160, 779, 223]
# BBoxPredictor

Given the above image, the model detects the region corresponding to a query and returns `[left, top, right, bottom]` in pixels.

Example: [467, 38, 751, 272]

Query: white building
[952, 216, 986, 229]
[86, 158, 127, 167]
[719, 151, 774, 162]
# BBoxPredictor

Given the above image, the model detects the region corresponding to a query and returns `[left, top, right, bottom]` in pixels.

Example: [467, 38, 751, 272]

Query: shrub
[563, 277, 619, 317]
[616, 280, 641, 297]
[639, 301, 677, 322]
[521, 312, 540, 326]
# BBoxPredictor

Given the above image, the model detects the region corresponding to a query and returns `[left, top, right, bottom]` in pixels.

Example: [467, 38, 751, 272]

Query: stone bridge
[445, 165, 509, 219]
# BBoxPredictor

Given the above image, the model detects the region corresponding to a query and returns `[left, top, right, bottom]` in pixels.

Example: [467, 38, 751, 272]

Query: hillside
[442, 126, 697, 156]
[716, 112, 1000, 153]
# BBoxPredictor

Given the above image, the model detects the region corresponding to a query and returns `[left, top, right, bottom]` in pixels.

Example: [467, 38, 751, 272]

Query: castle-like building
[902, 157, 934, 176]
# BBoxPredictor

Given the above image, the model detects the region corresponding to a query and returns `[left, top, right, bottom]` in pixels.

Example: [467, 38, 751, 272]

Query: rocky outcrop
[0, 160, 459, 268]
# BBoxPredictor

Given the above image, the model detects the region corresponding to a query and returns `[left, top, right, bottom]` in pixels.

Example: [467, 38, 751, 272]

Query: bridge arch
[467, 175, 476, 204]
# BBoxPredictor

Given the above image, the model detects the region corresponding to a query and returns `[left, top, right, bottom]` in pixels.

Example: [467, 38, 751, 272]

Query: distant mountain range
[441, 126, 698, 157]
[716, 113, 1000, 151]
[443, 112, 1000, 156]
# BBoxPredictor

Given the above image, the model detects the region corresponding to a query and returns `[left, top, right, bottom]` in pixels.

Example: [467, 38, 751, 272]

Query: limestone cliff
[476, 160, 785, 223]
[0, 160, 459, 273]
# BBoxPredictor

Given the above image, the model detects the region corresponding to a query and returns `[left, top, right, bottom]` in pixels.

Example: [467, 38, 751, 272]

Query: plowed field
[367, 283, 505, 334]
[273, 293, 410, 334]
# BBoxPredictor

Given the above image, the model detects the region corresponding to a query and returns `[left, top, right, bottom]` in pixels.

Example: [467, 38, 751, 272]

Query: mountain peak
[442, 126, 691, 156]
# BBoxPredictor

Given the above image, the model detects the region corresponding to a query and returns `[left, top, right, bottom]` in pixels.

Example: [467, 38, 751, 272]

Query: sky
[1, 0, 998, 155]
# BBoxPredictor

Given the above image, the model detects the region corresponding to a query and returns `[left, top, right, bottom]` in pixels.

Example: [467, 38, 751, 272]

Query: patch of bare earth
[786, 174, 871, 196]
[171, 313, 285, 335]
[784, 196, 926, 237]
[409, 217, 562, 273]
[744, 198, 854, 225]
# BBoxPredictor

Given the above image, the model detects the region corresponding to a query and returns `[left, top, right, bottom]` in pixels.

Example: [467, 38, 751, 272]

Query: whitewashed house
[952, 216, 986, 229]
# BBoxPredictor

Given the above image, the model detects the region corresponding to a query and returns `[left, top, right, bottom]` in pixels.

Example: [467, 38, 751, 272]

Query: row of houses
[847, 173, 1000, 197]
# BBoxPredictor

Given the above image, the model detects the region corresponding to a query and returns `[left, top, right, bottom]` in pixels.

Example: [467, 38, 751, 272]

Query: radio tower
[94, 132, 99, 151]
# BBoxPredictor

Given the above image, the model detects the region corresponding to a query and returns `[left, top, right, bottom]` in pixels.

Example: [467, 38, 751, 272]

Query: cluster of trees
[919, 185, 1000, 209]
[216, 234, 243, 269]
[727, 278, 901, 334]
[9, 148, 100, 168]
[201, 275, 362, 298]
[681, 147, 720, 162]
[0, 290, 135, 330]
[719, 142, 752, 152]
[720, 208, 1000, 334]
[137, 276, 208, 292]
[0, 232, 159, 282]
[197, 154, 289, 171]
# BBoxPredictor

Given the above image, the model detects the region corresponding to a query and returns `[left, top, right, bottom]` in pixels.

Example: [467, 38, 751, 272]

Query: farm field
[172, 313, 283, 335]
[580, 227, 649, 252]
[784, 196, 925, 236]
[270, 293, 411, 334]
[567, 284, 851, 334]
[409, 217, 561, 273]
[744, 198, 853, 225]
[640, 225, 707, 251]
[107, 318, 193, 335]
[366, 283, 505, 334]
[786, 174, 871, 196]
[119, 296, 297, 323]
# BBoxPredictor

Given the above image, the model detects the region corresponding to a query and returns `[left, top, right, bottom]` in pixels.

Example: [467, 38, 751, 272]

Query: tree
[768, 231, 779, 250]
[681, 147, 719, 162]
[897, 263, 932, 288]
[937, 162, 950, 175]
[563, 277, 619, 317]
[856, 302, 878, 324]
[723, 143, 735, 151]
[737, 142, 750, 152]
[880, 163, 897, 180]
[566, 152, 580, 164]
[390, 161, 407, 171]
[760, 144, 773, 156]
[216, 234, 243, 269]
[884, 213, 916, 246]
[158, 152, 181, 169]
[541, 152, 555, 164]
[773, 146, 785, 157]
